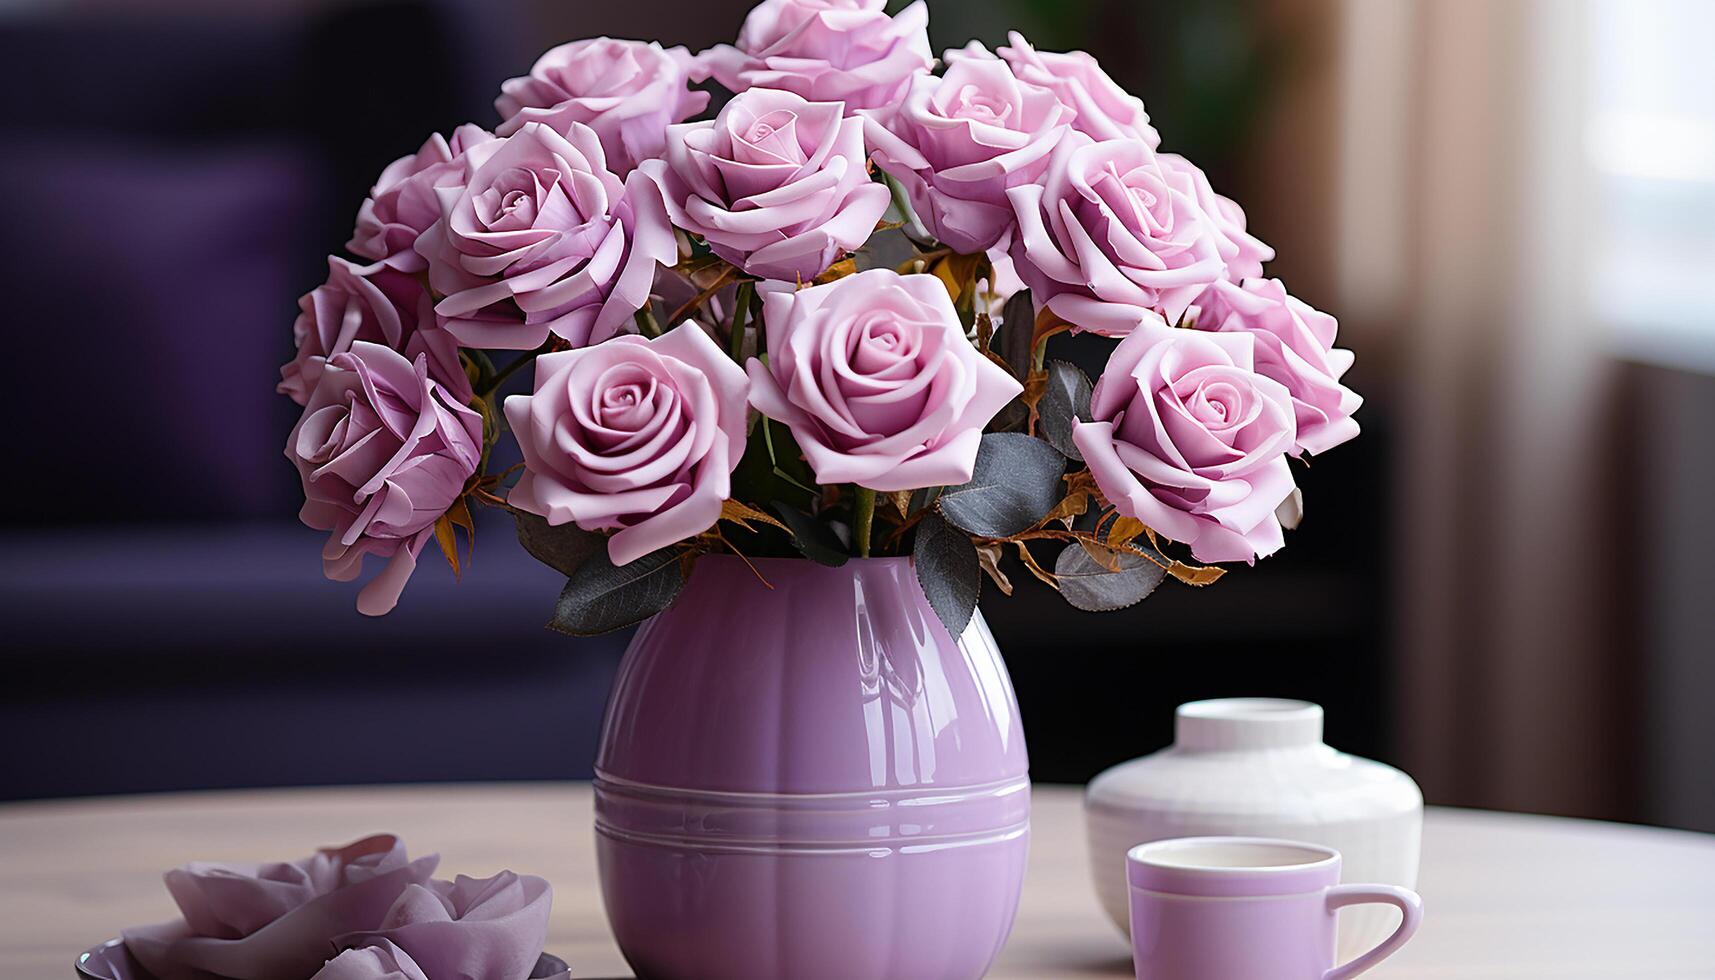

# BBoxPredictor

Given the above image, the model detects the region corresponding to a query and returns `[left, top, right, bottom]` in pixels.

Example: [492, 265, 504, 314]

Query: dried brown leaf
[1106, 516, 1147, 549]
[720, 499, 788, 532]
[975, 542, 1013, 596]
[1013, 540, 1059, 589]
[434, 513, 461, 580]
[814, 257, 859, 284]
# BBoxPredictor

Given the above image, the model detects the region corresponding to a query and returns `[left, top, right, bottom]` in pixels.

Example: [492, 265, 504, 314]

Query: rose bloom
[122, 836, 438, 980]
[420, 121, 675, 350]
[641, 87, 889, 283]
[494, 37, 710, 177]
[1156, 152, 1274, 283]
[701, 0, 932, 112]
[348, 125, 495, 273]
[1192, 277, 1361, 456]
[861, 56, 1070, 255]
[279, 256, 460, 407]
[1009, 134, 1226, 335]
[505, 323, 749, 566]
[1073, 314, 1299, 564]
[747, 269, 1022, 491]
[287, 342, 483, 616]
[337, 873, 551, 980]
[950, 32, 1160, 147]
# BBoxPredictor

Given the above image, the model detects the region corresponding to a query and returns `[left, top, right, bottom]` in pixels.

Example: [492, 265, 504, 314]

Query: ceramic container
[1126, 837, 1422, 980]
[1087, 699, 1422, 959]
[594, 556, 1030, 980]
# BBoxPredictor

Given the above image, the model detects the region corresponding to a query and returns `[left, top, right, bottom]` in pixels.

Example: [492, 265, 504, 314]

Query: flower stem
[730, 279, 755, 364]
[477, 348, 540, 397]
[634, 306, 663, 338]
[853, 486, 876, 558]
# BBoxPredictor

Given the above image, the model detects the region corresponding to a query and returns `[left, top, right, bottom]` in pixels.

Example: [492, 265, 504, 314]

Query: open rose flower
[348, 125, 496, 273]
[1009, 135, 1226, 335]
[337, 872, 552, 980]
[287, 342, 483, 616]
[495, 38, 710, 177]
[640, 87, 889, 283]
[1157, 152, 1274, 282]
[279, 256, 461, 407]
[121, 836, 439, 980]
[747, 269, 1022, 490]
[505, 323, 748, 565]
[950, 33, 1160, 147]
[1192, 277, 1361, 456]
[420, 120, 675, 351]
[1073, 315, 1298, 564]
[861, 56, 1070, 255]
[701, 0, 932, 112]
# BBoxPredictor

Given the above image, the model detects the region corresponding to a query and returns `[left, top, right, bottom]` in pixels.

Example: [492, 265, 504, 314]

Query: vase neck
[1174, 699, 1324, 751]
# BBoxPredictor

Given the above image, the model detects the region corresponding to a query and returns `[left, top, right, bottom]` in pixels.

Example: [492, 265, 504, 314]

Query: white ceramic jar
[1085, 699, 1422, 960]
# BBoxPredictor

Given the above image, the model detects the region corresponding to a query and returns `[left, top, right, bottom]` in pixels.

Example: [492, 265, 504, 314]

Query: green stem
[634, 306, 663, 339]
[852, 486, 876, 558]
[729, 279, 755, 364]
[478, 348, 539, 397]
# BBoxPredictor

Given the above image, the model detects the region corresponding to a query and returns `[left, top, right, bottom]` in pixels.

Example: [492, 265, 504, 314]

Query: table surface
[2, 784, 1712, 978]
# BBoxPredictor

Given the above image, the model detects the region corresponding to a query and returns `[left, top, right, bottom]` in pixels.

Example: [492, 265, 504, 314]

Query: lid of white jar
[1176, 699, 1324, 750]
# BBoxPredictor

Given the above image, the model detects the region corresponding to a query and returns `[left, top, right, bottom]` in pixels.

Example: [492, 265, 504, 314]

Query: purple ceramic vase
[594, 556, 1030, 980]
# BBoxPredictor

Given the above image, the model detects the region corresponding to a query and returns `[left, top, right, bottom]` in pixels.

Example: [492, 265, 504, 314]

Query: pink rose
[279, 256, 461, 407]
[348, 125, 496, 273]
[640, 87, 889, 282]
[746, 269, 1022, 491]
[1009, 134, 1226, 334]
[1156, 152, 1274, 283]
[951, 33, 1160, 147]
[861, 56, 1070, 255]
[288, 342, 483, 615]
[495, 38, 711, 177]
[420, 121, 675, 351]
[121, 836, 438, 980]
[1192, 277, 1361, 456]
[337, 872, 552, 980]
[701, 0, 932, 112]
[504, 323, 749, 566]
[1073, 315, 1298, 564]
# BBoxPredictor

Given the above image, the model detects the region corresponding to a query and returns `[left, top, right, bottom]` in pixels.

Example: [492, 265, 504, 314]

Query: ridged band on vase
[594, 771, 1031, 854]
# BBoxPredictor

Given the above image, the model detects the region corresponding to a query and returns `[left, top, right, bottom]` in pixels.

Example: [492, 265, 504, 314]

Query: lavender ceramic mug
[1127, 837, 1422, 980]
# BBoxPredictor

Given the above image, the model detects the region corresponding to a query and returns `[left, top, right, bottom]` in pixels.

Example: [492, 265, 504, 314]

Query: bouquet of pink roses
[280, 0, 1360, 637]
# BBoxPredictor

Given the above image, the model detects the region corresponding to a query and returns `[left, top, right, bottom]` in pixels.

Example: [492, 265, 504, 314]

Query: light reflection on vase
[593, 556, 1030, 980]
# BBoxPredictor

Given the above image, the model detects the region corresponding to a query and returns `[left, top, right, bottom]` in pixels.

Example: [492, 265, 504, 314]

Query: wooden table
[3, 784, 1712, 978]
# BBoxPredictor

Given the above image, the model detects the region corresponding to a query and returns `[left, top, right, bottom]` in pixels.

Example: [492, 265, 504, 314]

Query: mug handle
[1321, 884, 1423, 980]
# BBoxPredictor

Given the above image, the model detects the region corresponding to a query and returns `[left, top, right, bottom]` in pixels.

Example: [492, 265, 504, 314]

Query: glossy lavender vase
[594, 556, 1031, 980]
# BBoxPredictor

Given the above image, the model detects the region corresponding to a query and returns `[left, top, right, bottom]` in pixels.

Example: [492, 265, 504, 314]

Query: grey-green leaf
[913, 512, 980, 637]
[514, 510, 603, 577]
[1053, 545, 1167, 612]
[550, 547, 686, 636]
[999, 289, 1036, 381]
[936, 432, 1066, 538]
[769, 501, 849, 566]
[1038, 360, 1093, 461]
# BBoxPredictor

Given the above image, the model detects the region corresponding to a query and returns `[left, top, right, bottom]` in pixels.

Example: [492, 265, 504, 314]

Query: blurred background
[2, 0, 1711, 834]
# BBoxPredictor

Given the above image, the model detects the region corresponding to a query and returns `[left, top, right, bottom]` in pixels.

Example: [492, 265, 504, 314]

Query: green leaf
[514, 510, 602, 578]
[999, 289, 1036, 381]
[1038, 360, 1093, 461]
[912, 512, 980, 637]
[936, 432, 1066, 538]
[549, 547, 686, 636]
[1053, 544, 1167, 612]
[768, 501, 849, 567]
